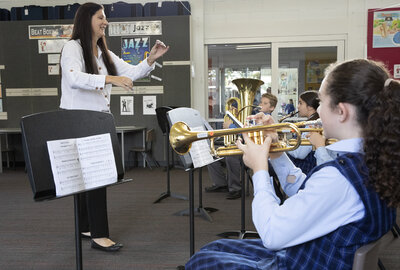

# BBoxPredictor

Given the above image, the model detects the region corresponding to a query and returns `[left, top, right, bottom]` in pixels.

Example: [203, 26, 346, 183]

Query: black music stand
[217, 160, 259, 239]
[167, 107, 219, 255]
[153, 106, 188, 203]
[20, 110, 132, 270]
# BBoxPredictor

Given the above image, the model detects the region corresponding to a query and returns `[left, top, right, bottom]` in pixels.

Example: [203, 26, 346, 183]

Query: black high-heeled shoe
[81, 233, 91, 239]
[91, 240, 123, 252]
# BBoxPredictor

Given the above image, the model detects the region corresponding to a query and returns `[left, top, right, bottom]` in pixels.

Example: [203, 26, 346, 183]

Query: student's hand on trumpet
[237, 132, 271, 173]
[253, 112, 274, 126]
[223, 119, 233, 129]
[306, 132, 326, 149]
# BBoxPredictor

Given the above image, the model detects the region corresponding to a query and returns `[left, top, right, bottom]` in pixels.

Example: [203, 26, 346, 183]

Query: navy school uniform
[185, 153, 396, 270]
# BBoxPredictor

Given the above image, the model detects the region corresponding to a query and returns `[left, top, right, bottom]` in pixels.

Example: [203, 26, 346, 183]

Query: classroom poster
[394, 64, 400, 78]
[368, 8, 400, 77]
[121, 37, 150, 82]
[29, 24, 73, 39]
[372, 10, 400, 48]
[38, 39, 68, 54]
[120, 96, 134, 115]
[143, 96, 156, 115]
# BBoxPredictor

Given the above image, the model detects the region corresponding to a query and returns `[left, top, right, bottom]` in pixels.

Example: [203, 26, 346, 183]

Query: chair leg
[141, 152, 151, 169]
[148, 153, 160, 168]
[392, 223, 400, 238]
[378, 258, 386, 270]
[132, 151, 137, 168]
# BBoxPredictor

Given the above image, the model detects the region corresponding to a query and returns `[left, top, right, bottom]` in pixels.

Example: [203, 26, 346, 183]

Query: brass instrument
[278, 110, 299, 123]
[223, 97, 241, 146]
[286, 119, 337, 146]
[169, 121, 302, 156]
[220, 78, 264, 151]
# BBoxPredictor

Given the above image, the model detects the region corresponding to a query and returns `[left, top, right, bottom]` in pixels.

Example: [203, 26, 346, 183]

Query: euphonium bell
[220, 78, 264, 152]
[232, 78, 264, 122]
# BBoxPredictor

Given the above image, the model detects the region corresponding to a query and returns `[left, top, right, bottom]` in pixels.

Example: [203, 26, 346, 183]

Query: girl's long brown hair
[324, 59, 400, 207]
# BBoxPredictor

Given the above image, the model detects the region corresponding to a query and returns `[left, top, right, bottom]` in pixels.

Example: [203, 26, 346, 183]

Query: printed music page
[47, 133, 118, 197]
[189, 126, 215, 168]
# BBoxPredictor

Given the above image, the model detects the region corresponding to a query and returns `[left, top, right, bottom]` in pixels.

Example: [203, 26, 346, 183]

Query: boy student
[259, 93, 277, 115]
[206, 92, 278, 200]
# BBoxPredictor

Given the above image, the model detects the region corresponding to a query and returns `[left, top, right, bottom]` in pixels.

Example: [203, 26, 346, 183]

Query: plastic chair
[352, 229, 397, 270]
[128, 128, 159, 169]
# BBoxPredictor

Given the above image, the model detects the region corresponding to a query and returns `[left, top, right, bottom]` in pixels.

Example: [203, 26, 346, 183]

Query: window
[207, 44, 271, 123]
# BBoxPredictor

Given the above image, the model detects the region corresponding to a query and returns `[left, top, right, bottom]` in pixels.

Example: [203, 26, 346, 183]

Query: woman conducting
[59, 2, 169, 251]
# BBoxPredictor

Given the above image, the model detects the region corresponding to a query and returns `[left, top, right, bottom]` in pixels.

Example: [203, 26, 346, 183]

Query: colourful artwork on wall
[372, 10, 400, 48]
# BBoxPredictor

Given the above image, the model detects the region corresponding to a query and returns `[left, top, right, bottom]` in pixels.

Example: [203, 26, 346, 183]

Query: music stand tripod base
[217, 161, 259, 239]
[174, 206, 218, 222]
[153, 191, 188, 204]
[153, 132, 188, 204]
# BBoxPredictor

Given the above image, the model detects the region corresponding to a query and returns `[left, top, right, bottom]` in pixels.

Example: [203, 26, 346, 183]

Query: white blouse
[60, 39, 154, 112]
[252, 138, 365, 250]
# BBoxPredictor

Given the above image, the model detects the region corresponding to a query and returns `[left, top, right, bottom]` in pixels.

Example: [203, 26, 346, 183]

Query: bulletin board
[0, 15, 191, 163]
[367, 8, 400, 78]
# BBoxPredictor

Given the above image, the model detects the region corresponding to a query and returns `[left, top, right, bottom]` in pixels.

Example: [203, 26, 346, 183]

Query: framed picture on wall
[305, 60, 332, 91]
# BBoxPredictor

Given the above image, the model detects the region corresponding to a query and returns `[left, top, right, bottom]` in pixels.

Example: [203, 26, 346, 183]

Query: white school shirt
[252, 138, 365, 250]
[287, 123, 313, 159]
[60, 39, 154, 112]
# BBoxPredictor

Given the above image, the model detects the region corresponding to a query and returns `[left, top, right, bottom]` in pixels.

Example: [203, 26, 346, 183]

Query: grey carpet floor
[0, 166, 398, 270]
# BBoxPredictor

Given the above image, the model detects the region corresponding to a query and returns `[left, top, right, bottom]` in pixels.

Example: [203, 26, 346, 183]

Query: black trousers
[79, 187, 109, 238]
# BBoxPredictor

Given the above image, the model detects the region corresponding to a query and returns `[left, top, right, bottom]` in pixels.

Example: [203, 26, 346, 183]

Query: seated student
[259, 93, 278, 116]
[185, 59, 399, 269]
[287, 90, 320, 159]
[206, 93, 278, 200]
[287, 91, 333, 174]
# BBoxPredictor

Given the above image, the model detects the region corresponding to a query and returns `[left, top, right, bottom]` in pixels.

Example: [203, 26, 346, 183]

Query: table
[115, 126, 146, 171]
[0, 128, 21, 173]
[0, 126, 145, 173]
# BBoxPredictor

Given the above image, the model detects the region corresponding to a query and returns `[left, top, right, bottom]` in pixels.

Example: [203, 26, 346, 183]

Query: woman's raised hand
[146, 40, 170, 66]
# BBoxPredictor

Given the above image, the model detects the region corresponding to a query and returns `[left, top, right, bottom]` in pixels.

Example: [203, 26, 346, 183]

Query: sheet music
[47, 134, 118, 196]
[189, 126, 215, 168]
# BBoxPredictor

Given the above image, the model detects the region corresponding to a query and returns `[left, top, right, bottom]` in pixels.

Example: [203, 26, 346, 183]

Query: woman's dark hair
[324, 59, 400, 207]
[300, 90, 320, 110]
[70, 2, 116, 75]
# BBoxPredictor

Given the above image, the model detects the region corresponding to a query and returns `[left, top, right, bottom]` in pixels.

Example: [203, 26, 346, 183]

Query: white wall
[0, 0, 399, 116]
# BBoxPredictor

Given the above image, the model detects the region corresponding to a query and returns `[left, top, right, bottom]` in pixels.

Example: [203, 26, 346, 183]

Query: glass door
[271, 41, 345, 119]
[207, 43, 271, 127]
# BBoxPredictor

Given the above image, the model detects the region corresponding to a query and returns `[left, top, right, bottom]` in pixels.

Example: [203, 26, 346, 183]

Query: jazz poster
[121, 37, 150, 82]
[372, 10, 400, 48]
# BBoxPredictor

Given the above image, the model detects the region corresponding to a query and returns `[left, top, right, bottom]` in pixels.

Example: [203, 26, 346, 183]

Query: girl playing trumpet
[185, 59, 399, 269]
